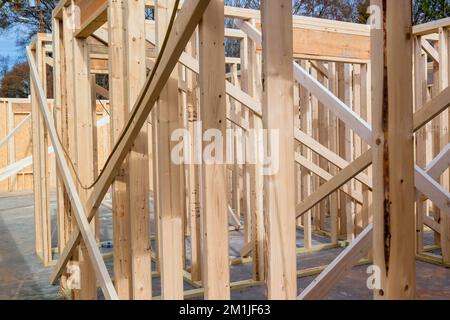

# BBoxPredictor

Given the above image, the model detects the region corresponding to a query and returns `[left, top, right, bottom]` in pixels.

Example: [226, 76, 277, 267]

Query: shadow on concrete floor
[1, 191, 450, 300]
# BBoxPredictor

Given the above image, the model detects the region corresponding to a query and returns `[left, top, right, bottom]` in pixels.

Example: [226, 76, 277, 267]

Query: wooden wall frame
[23, 0, 450, 300]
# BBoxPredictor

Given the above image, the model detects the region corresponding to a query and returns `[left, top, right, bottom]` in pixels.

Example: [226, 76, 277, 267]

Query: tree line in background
[0, 55, 29, 97]
[1, 0, 449, 97]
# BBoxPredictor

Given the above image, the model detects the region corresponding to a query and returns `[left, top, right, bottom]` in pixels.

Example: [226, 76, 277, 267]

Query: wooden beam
[147, 27, 263, 117]
[423, 214, 442, 234]
[421, 38, 440, 64]
[90, 75, 100, 244]
[92, 27, 109, 46]
[27, 46, 118, 300]
[413, 86, 450, 131]
[295, 153, 364, 204]
[225, 57, 241, 65]
[327, 63, 338, 244]
[437, 26, 450, 266]
[61, 9, 78, 293]
[53, 0, 71, 19]
[45, 56, 54, 67]
[224, 28, 245, 39]
[240, 20, 448, 193]
[73, 0, 108, 38]
[198, 0, 230, 300]
[294, 62, 372, 145]
[294, 89, 450, 222]
[36, 34, 52, 266]
[360, 64, 372, 234]
[413, 17, 450, 36]
[298, 61, 313, 249]
[426, 143, 450, 181]
[237, 20, 372, 144]
[372, 0, 416, 299]
[294, 128, 372, 189]
[298, 224, 373, 300]
[155, 0, 184, 300]
[240, 240, 254, 258]
[94, 84, 109, 99]
[299, 15, 447, 227]
[50, 0, 211, 286]
[244, 19, 265, 282]
[90, 58, 109, 73]
[0, 115, 31, 148]
[75, 1, 108, 38]
[237, 19, 370, 63]
[310, 61, 328, 78]
[52, 18, 70, 278]
[228, 206, 242, 229]
[185, 31, 202, 282]
[423, 33, 440, 41]
[339, 63, 354, 241]
[106, 0, 153, 300]
[125, 0, 152, 300]
[147, 1, 371, 38]
[261, 0, 296, 300]
[73, 11, 97, 299]
[7, 100, 16, 190]
[158, 41, 263, 116]
[235, 20, 262, 46]
[414, 34, 427, 255]
[296, 151, 372, 219]
[291, 28, 370, 62]
[30, 53, 44, 262]
[415, 166, 450, 218]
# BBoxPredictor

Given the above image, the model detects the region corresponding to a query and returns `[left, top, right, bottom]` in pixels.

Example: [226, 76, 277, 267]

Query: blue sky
[0, 29, 22, 67]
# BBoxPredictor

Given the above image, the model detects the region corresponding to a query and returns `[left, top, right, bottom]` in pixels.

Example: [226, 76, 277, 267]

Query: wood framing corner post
[27, 45, 118, 300]
[108, 0, 132, 299]
[261, 0, 297, 300]
[437, 26, 450, 266]
[245, 19, 265, 282]
[36, 35, 52, 266]
[30, 47, 45, 263]
[50, 0, 211, 290]
[199, 0, 231, 300]
[52, 15, 71, 278]
[108, 0, 152, 300]
[72, 5, 98, 299]
[124, 0, 152, 301]
[155, 0, 185, 300]
[371, 0, 416, 299]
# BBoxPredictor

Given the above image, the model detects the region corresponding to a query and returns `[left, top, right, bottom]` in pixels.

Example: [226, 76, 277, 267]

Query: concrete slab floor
[1, 191, 450, 300]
